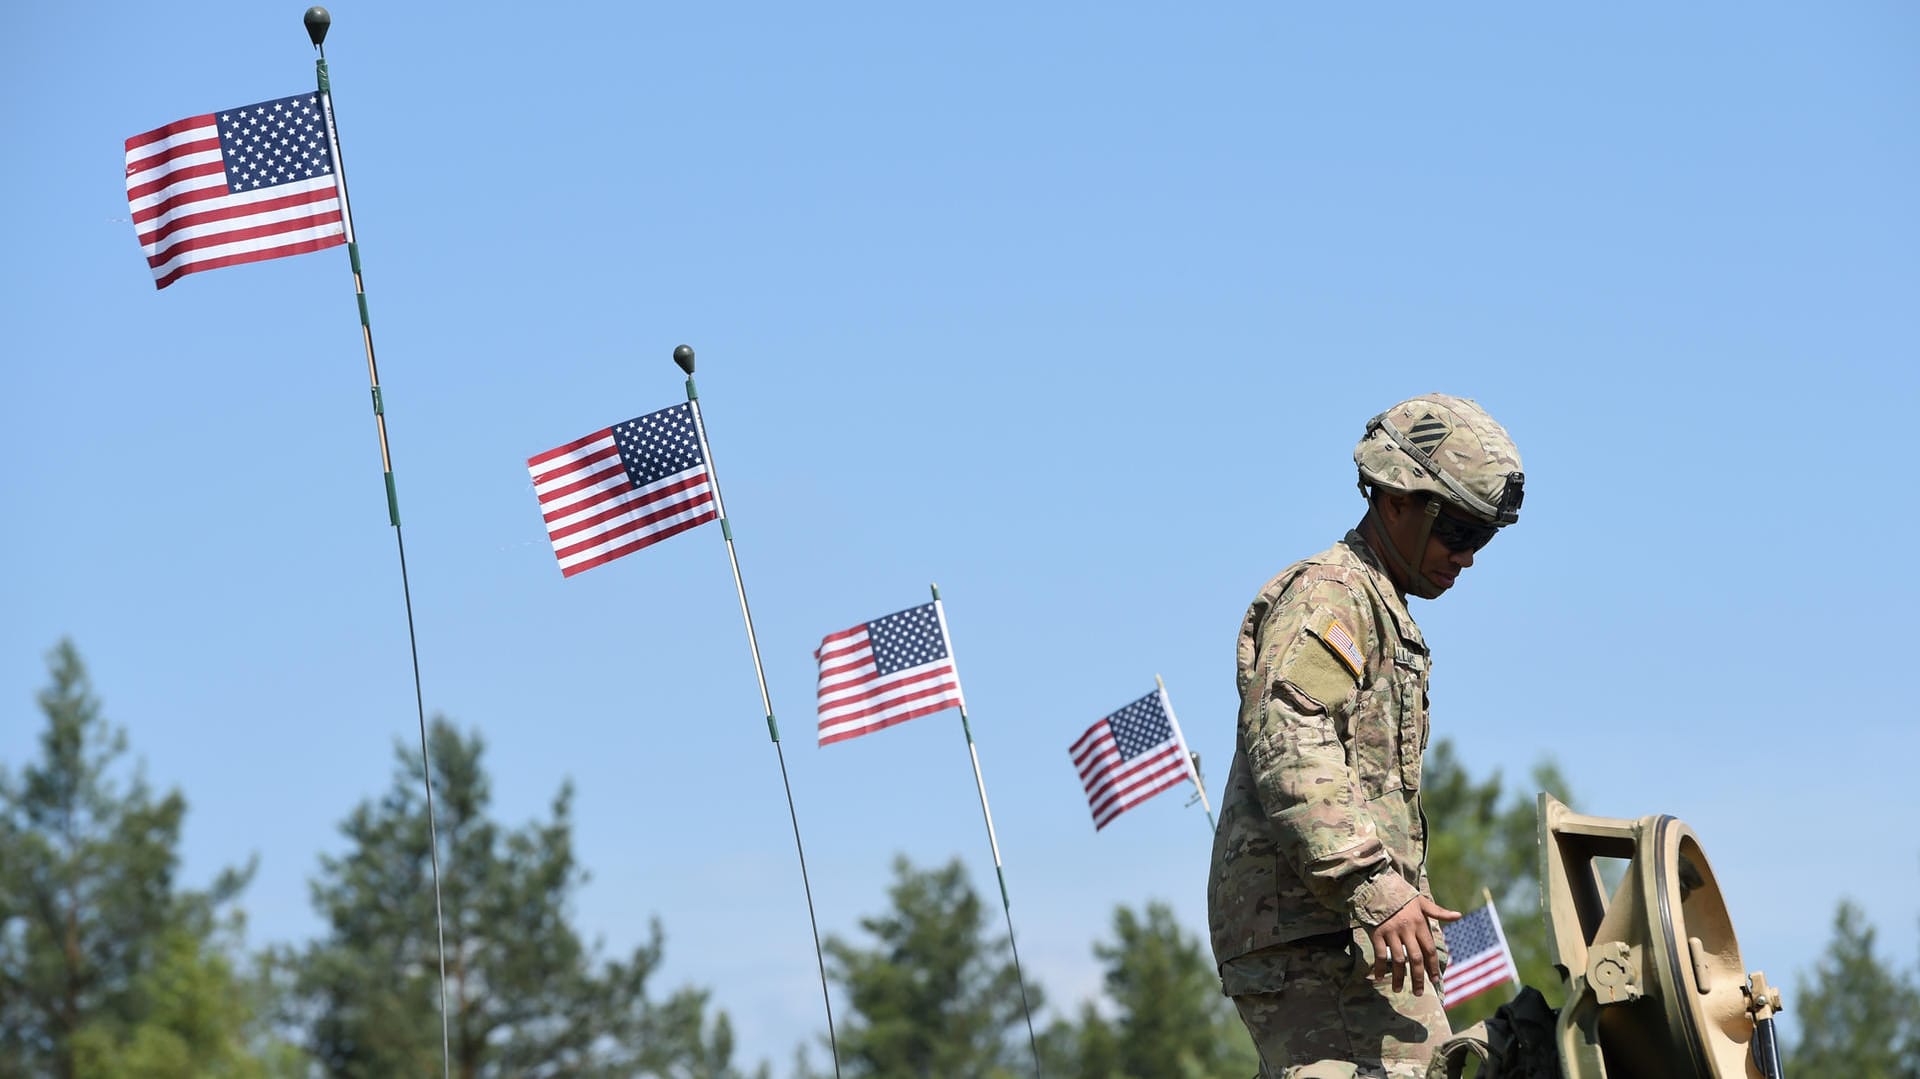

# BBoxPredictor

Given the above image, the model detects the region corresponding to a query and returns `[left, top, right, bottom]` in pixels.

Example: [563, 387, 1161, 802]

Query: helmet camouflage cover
[1354, 393, 1525, 526]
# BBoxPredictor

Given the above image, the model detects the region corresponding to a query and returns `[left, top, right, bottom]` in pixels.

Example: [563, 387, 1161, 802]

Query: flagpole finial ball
[672, 345, 696, 375]
[304, 7, 331, 47]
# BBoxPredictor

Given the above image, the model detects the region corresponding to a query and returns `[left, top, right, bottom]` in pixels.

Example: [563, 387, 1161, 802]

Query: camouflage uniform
[1209, 532, 1448, 1078]
[1209, 395, 1525, 1079]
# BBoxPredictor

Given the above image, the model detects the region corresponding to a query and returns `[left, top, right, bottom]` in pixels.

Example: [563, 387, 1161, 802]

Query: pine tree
[817, 856, 1041, 1078]
[1039, 1002, 1121, 1079]
[1042, 902, 1258, 1079]
[0, 639, 274, 1078]
[296, 717, 761, 1078]
[1785, 901, 1920, 1079]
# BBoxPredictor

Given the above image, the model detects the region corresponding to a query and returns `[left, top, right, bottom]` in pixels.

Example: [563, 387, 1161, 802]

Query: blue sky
[5, 0, 1917, 1066]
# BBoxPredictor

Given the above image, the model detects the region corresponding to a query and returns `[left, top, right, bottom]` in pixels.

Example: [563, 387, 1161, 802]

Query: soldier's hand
[1368, 896, 1461, 997]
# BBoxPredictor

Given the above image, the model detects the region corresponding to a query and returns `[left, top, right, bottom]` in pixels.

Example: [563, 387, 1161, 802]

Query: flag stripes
[1443, 953, 1513, 1007]
[816, 603, 963, 745]
[527, 406, 717, 577]
[1070, 691, 1188, 830]
[124, 96, 345, 289]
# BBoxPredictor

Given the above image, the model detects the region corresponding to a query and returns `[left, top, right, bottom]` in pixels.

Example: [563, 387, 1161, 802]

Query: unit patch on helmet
[1407, 411, 1452, 457]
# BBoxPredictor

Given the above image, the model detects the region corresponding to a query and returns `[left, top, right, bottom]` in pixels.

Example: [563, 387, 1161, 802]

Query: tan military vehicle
[1434, 794, 1786, 1078]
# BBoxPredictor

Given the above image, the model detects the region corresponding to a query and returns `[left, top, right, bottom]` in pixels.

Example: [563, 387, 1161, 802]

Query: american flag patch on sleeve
[1308, 608, 1366, 680]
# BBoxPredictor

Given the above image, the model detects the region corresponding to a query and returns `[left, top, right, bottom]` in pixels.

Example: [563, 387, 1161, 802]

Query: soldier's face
[1420, 525, 1475, 593]
[1422, 505, 1493, 594]
[1379, 493, 1480, 595]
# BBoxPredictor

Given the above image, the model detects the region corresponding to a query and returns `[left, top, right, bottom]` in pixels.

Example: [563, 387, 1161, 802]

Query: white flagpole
[1482, 888, 1523, 1000]
[930, 584, 1041, 1076]
[307, 12, 450, 1075]
[675, 346, 841, 1077]
[1156, 674, 1215, 833]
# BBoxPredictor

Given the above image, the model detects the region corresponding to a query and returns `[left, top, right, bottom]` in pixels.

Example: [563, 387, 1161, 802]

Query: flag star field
[216, 96, 335, 191]
[613, 407, 706, 485]
[867, 605, 952, 677]
[1108, 694, 1174, 760]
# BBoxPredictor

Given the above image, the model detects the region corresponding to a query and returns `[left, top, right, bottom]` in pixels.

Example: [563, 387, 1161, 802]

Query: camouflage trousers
[1222, 929, 1450, 1079]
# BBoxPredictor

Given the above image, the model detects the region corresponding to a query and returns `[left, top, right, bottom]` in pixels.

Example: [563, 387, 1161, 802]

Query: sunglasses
[1429, 511, 1500, 553]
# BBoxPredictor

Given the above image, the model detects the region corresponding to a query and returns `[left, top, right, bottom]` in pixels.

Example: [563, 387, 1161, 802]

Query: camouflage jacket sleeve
[1240, 571, 1419, 927]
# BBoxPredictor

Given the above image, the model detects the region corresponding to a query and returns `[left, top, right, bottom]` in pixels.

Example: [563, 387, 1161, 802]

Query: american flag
[527, 403, 718, 577]
[816, 602, 964, 745]
[125, 93, 346, 289]
[1440, 902, 1520, 1008]
[1070, 690, 1190, 830]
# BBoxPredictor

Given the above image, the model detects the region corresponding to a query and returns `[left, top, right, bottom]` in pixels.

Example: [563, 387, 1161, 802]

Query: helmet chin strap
[1366, 496, 1446, 600]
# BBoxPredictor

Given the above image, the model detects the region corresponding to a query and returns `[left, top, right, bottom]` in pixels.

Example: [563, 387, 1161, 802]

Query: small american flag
[1440, 902, 1520, 1008]
[816, 602, 964, 745]
[1325, 619, 1364, 676]
[1070, 690, 1190, 830]
[125, 93, 346, 289]
[527, 403, 718, 577]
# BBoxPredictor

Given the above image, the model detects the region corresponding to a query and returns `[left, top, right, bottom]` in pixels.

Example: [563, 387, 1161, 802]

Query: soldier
[1208, 394, 1525, 1078]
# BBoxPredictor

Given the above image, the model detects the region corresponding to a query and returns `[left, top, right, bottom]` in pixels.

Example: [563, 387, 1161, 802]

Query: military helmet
[1354, 393, 1525, 526]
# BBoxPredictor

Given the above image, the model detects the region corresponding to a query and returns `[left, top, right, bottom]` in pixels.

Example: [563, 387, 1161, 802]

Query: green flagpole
[929, 584, 1042, 1076]
[305, 10, 453, 1078]
[675, 346, 842, 1078]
